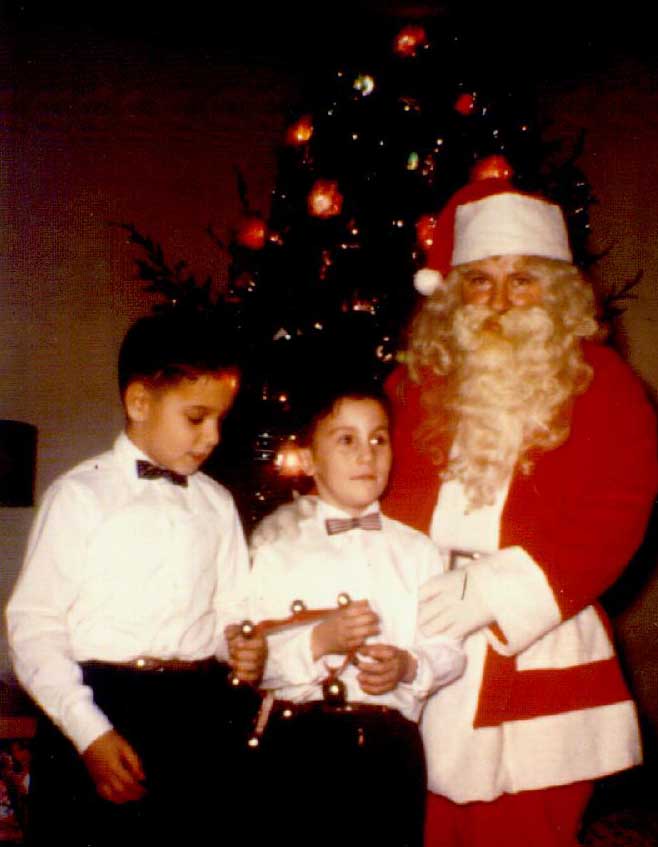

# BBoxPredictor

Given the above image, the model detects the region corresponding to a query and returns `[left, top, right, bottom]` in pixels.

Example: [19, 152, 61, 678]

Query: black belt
[272, 699, 403, 720]
[82, 657, 224, 674]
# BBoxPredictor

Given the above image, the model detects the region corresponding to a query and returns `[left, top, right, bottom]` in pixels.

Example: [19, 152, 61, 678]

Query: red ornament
[415, 213, 437, 251]
[275, 442, 304, 477]
[236, 215, 267, 250]
[285, 114, 314, 146]
[393, 24, 428, 58]
[471, 155, 514, 181]
[454, 92, 476, 116]
[307, 179, 343, 219]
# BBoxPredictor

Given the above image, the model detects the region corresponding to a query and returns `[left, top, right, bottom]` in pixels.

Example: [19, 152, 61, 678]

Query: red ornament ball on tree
[285, 114, 314, 146]
[236, 216, 267, 250]
[307, 179, 343, 219]
[454, 92, 476, 116]
[393, 25, 428, 58]
[415, 213, 437, 251]
[471, 155, 514, 181]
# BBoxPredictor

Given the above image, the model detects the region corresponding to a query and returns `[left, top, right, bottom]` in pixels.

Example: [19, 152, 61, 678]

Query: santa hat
[414, 174, 573, 296]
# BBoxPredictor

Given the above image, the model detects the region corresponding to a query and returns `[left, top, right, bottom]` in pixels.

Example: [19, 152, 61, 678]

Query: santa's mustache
[452, 304, 557, 353]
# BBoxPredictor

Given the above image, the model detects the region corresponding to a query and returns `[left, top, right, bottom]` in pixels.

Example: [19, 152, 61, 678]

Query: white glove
[250, 494, 318, 551]
[419, 570, 494, 640]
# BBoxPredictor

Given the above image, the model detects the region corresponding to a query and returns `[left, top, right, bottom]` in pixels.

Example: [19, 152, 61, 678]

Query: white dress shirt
[6, 433, 250, 753]
[248, 499, 465, 722]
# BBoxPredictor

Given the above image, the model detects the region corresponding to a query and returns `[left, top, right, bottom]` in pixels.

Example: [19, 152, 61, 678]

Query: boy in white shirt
[6, 310, 265, 846]
[249, 377, 465, 847]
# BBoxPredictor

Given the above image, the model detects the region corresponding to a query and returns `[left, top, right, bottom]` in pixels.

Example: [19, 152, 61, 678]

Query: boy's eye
[370, 434, 389, 447]
[337, 434, 354, 446]
[187, 416, 204, 426]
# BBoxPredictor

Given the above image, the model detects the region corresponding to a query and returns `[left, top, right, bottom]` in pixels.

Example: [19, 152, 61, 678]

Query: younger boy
[248, 378, 465, 847]
[6, 310, 265, 847]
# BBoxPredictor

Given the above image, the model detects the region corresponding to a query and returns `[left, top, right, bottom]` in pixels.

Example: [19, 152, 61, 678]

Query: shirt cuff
[64, 697, 114, 754]
[401, 640, 466, 699]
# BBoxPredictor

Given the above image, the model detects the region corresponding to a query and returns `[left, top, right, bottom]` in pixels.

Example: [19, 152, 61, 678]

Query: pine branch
[113, 222, 218, 312]
[600, 270, 643, 322]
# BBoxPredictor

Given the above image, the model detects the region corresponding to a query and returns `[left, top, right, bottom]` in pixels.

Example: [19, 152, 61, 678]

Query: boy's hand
[225, 624, 268, 684]
[354, 644, 417, 695]
[82, 729, 146, 804]
[311, 599, 379, 660]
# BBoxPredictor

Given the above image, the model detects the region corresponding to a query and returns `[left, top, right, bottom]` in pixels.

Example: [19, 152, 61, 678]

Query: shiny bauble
[393, 24, 428, 58]
[322, 677, 347, 706]
[471, 155, 514, 181]
[307, 179, 344, 219]
[285, 114, 314, 146]
[454, 92, 476, 116]
[236, 215, 267, 250]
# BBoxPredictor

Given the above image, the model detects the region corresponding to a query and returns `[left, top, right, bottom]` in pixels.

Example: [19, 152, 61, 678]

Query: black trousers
[253, 701, 427, 847]
[26, 661, 261, 847]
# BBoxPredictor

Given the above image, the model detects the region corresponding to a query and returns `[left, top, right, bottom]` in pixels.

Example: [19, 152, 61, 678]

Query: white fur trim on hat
[414, 267, 443, 295]
[452, 193, 572, 266]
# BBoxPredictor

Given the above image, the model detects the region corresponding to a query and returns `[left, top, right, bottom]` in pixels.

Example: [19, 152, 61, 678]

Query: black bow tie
[136, 459, 188, 487]
[325, 512, 382, 535]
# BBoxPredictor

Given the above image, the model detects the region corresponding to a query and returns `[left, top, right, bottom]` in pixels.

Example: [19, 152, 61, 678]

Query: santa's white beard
[446, 304, 571, 509]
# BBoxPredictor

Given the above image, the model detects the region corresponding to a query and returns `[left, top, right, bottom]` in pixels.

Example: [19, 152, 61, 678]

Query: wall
[540, 54, 658, 747]
[0, 28, 296, 675]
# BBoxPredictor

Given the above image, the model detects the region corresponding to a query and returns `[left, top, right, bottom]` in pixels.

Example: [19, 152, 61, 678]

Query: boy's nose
[203, 419, 221, 448]
[357, 442, 375, 463]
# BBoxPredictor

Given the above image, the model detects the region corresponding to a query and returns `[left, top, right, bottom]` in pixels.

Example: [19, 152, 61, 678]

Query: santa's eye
[465, 275, 490, 288]
[510, 274, 533, 287]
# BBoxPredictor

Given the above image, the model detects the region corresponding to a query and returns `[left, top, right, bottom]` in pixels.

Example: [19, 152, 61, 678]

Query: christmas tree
[122, 15, 594, 530]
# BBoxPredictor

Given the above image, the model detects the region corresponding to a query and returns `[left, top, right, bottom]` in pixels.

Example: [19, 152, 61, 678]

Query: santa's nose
[490, 285, 510, 313]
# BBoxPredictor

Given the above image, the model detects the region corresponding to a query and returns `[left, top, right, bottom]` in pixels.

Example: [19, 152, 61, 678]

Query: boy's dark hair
[294, 374, 391, 447]
[118, 309, 240, 398]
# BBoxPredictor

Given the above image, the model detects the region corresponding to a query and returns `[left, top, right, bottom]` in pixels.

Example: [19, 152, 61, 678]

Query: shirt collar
[315, 498, 381, 525]
[113, 431, 171, 489]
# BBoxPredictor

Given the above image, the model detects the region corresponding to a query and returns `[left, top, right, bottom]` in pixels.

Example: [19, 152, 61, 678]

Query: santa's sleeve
[466, 343, 658, 654]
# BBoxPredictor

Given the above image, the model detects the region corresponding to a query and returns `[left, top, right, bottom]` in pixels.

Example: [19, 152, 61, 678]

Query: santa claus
[384, 174, 658, 846]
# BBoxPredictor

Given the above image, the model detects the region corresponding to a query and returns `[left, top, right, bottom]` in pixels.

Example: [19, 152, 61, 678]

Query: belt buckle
[133, 657, 161, 671]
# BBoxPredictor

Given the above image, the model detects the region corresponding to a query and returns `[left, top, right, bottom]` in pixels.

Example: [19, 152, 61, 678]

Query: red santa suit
[382, 341, 657, 804]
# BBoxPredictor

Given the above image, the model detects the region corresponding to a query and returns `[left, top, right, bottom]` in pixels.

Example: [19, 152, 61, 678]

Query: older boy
[6, 310, 265, 847]
[249, 378, 465, 847]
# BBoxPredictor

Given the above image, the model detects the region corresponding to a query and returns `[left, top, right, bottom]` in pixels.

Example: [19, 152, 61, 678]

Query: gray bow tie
[325, 513, 382, 535]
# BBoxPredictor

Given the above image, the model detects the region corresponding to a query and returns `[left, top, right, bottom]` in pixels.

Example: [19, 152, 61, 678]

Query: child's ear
[124, 381, 152, 424]
[298, 446, 316, 478]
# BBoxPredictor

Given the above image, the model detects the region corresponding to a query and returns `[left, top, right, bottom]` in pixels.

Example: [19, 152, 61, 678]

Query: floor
[3, 678, 658, 845]
[582, 764, 658, 846]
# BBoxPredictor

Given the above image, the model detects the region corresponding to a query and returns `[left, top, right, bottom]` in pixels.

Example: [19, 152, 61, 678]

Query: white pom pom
[414, 268, 443, 295]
